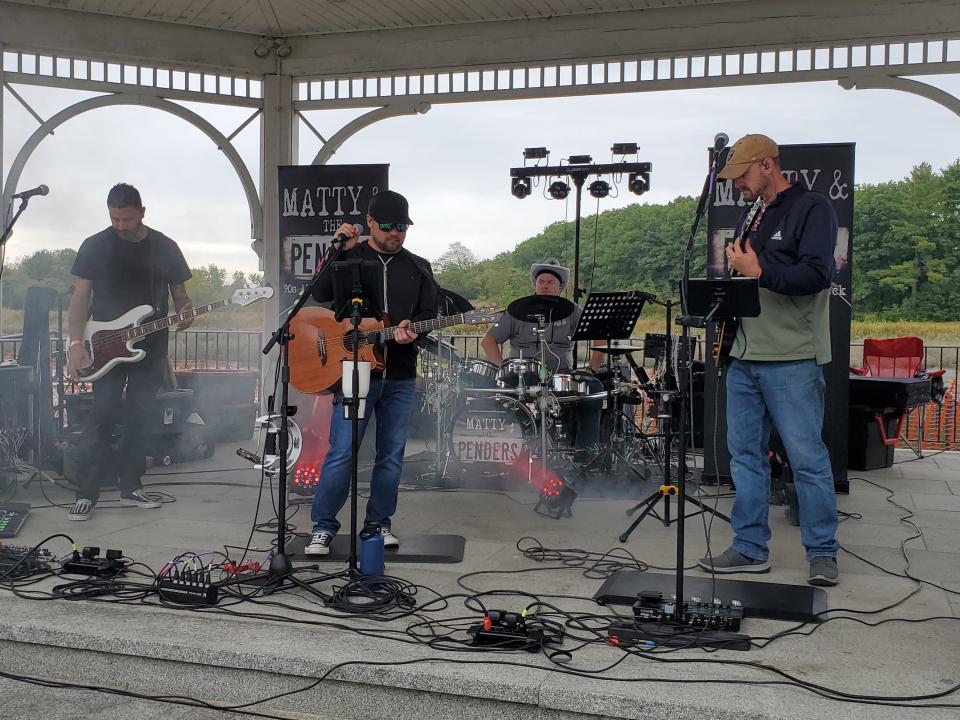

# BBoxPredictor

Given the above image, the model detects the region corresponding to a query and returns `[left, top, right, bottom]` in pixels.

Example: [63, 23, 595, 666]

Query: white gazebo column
[260, 72, 297, 340]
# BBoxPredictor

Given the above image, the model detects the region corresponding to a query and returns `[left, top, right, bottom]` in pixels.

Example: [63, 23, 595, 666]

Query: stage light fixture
[523, 147, 549, 160]
[511, 177, 532, 199]
[588, 179, 610, 198]
[568, 155, 593, 165]
[548, 180, 570, 200]
[612, 142, 639, 156]
[629, 172, 651, 196]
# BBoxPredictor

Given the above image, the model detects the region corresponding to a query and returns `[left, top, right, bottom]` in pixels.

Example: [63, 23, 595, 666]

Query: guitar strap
[145, 229, 166, 321]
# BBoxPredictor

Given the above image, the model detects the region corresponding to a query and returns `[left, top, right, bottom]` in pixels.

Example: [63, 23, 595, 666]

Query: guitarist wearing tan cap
[697, 134, 841, 587]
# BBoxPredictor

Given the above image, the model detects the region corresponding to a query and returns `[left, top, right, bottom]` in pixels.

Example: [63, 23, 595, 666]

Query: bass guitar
[289, 306, 501, 394]
[713, 197, 766, 362]
[75, 286, 274, 381]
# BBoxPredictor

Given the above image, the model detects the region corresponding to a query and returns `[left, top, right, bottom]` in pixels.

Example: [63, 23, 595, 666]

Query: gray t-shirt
[488, 305, 582, 372]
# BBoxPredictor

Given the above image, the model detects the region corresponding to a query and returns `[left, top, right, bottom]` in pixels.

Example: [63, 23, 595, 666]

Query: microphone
[713, 133, 729, 152]
[330, 232, 351, 245]
[236, 447, 262, 465]
[12, 185, 49, 200]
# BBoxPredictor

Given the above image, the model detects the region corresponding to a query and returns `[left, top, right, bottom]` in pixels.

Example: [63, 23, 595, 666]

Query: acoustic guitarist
[304, 190, 437, 556]
[696, 134, 841, 587]
[66, 183, 193, 521]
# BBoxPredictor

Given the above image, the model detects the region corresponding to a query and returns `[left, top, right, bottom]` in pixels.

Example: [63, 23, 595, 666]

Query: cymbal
[437, 286, 474, 313]
[591, 339, 644, 355]
[507, 294, 575, 324]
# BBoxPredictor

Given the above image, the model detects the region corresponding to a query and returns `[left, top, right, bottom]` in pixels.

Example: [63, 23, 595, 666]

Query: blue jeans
[726, 358, 839, 562]
[310, 376, 416, 536]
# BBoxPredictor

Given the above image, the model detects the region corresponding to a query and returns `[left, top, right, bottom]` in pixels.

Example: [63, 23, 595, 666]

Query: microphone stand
[1, 196, 35, 248]
[670, 140, 729, 620]
[260, 238, 345, 583]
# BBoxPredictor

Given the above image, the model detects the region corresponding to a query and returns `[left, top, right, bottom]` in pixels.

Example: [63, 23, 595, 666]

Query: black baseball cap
[368, 190, 413, 225]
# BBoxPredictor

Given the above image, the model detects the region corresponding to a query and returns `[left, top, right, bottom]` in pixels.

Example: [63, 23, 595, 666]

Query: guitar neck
[124, 300, 228, 340]
[367, 313, 473, 344]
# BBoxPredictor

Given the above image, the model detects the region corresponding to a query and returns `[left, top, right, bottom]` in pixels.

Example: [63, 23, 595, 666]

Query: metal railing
[169, 330, 263, 373]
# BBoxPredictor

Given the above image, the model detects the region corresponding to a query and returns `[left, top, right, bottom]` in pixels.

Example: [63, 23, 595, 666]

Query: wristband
[70, 340, 83, 348]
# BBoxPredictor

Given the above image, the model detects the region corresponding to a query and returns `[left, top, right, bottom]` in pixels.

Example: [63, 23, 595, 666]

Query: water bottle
[359, 523, 385, 576]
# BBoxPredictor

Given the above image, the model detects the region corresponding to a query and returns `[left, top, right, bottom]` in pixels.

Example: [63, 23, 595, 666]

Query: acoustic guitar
[713, 197, 766, 363]
[289, 306, 501, 394]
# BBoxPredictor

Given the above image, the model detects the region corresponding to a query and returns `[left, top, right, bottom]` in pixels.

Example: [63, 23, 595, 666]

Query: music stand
[570, 291, 649, 481]
[331, 258, 383, 573]
[684, 277, 761, 325]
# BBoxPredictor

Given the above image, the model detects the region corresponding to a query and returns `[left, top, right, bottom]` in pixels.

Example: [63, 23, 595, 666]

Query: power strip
[157, 573, 219, 606]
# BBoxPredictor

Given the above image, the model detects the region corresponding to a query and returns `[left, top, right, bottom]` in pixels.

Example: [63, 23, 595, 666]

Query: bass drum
[449, 395, 536, 468]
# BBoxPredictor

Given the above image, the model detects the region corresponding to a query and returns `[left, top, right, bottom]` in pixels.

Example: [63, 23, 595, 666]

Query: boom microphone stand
[259, 237, 347, 582]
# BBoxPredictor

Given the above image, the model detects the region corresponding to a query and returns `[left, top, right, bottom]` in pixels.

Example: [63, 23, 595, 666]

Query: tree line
[0, 248, 263, 311]
[435, 160, 960, 322]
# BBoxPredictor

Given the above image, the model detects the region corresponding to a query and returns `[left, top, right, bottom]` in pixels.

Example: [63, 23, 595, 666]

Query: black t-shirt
[72, 227, 192, 351]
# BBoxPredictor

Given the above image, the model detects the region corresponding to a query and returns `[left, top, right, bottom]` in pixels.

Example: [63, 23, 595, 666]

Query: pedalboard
[632, 590, 744, 631]
[61, 546, 126, 577]
[467, 610, 555, 652]
[607, 591, 751, 651]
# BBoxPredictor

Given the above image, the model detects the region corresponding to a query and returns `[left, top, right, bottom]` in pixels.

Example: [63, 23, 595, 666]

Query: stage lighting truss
[508, 151, 651, 203]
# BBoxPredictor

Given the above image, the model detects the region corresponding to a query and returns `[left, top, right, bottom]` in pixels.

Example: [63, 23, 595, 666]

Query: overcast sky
[3, 73, 960, 276]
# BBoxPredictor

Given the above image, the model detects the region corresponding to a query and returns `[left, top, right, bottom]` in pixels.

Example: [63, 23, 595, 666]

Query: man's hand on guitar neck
[176, 302, 194, 331]
[393, 319, 417, 345]
[726, 239, 763, 280]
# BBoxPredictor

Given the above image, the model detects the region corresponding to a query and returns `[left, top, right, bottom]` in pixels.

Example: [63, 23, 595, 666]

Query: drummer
[480, 259, 604, 463]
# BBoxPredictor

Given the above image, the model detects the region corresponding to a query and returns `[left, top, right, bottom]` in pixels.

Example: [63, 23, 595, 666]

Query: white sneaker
[305, 531, 334, 556]
[381, 528, 399, 548]
[67, 498, 94, 521]
[119, 489, 161, 509]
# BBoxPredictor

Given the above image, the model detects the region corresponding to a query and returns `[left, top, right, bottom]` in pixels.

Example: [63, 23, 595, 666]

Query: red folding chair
[851, 336, 945, 456]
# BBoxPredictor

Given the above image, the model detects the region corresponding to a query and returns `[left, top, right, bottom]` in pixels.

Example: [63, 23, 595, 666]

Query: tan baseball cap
[717, 134, 779, 180]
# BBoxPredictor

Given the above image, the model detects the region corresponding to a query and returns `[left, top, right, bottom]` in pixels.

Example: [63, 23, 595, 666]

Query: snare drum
[497, 358, 541, 390]
[459, 359, 499, 389]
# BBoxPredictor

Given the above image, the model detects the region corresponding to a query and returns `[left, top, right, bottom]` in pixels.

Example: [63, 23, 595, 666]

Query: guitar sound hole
[342, 336, 367, 353]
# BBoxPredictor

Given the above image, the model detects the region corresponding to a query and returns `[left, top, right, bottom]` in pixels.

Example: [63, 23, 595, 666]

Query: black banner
[277, 164, 389, 317]
[703, 143, 854, 492]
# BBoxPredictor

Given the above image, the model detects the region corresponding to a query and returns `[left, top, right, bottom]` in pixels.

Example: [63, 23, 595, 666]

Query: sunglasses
[377, 222, 408, 233]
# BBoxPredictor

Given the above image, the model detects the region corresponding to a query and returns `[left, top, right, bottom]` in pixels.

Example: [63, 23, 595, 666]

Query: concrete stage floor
[0, 441, 958, 720]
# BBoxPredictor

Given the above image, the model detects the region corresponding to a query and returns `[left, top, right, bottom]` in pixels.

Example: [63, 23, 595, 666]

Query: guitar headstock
[462, 306, 501, 324]
[230, 286, 275, 306]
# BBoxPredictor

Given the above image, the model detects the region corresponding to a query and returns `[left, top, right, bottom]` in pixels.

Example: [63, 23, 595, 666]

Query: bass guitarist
[66, 183, 193, 521]
[304, 190, 437, 556]
[697, 134, 841, 587]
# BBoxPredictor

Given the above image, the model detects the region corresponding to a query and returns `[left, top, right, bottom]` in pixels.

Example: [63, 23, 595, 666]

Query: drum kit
[418, 291, 663, 511]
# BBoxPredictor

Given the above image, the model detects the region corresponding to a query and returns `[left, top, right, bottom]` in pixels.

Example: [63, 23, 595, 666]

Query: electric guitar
[289, 306, 501, 394]
[75, 286, 274, 381]
[713, 197, 766, 362]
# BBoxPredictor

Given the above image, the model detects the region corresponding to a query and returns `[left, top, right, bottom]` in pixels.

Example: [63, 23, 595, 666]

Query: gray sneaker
[119, 489, 161, 509]
[808, 556, 839, 586]
[697, 547, 770, 574]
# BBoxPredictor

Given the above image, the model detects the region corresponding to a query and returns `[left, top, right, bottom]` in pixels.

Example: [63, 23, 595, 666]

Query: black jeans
[74, 345, 165, 503]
